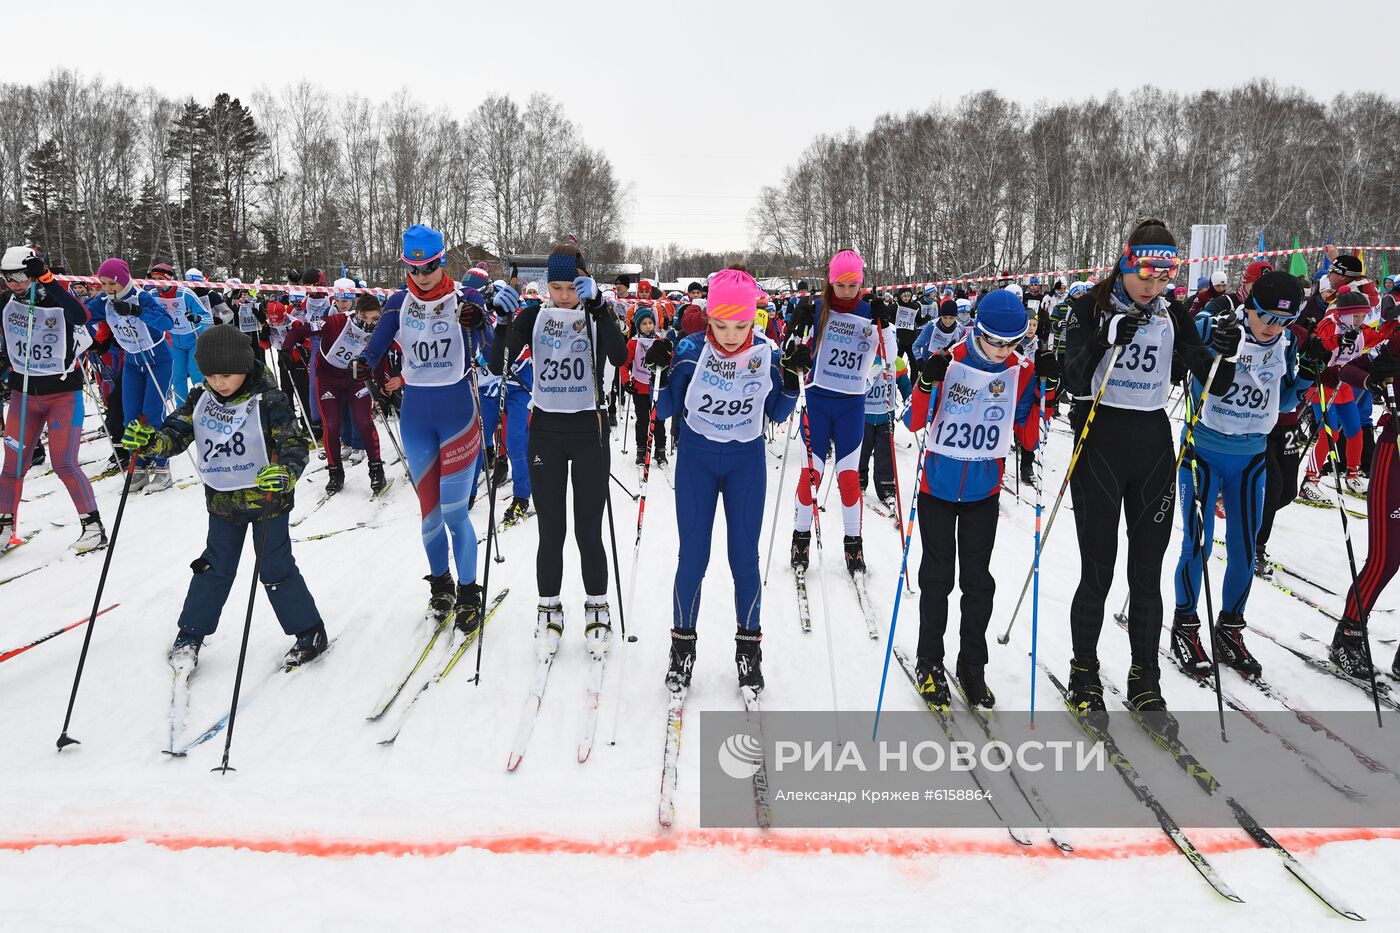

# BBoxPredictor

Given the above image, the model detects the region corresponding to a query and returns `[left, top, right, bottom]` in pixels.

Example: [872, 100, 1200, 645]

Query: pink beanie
[707, 269, 760, 322]
[828, 249, 864, 285]
[97, 258, 131, 287]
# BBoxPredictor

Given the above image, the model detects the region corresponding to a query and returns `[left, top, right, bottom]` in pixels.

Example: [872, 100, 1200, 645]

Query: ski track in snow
[4, 403, 1400, 930]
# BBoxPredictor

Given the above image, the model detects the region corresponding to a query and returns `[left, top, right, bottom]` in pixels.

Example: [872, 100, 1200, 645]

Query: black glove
[1367, 352, 1400, 392]
[918, 352, 951, 387]
[1339, 329, 1359, 351]
[348, 358, 371, 382]
[644, 338, 673, 368]
[22, 254, 48, 280]
[790, 296, 815, 334]
[1034, 349, 1059, 381]
[112, 298, 140, 317]
[1384, 303, 1400, 323]
[780, 340, 812, 374]
[624, 381, 638, 398]
[1096, 310, 1144, 348]
[1297, 336, 1329, 381]
[459, 304, 485, 329]
[185, 311, 202, 325]
[870, 299, 894, 326]
[1211, 311, 1242, 357]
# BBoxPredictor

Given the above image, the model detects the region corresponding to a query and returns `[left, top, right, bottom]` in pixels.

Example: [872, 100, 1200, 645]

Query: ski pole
[877, 323, 912, 592]
[6, 284, 36, 545]
[761, 410, 798, 586]
[1318, 375, 1383, 726]
[1028, 377, 1050, 723]
[56, 454, 141, 750]
[609, 471, 639, 501]
[606, 366, 660, 747]
[474, 379, 506, 684]
[373, 395, 415, 488]
[620, 382, 632, 454]
[1, 605, 120, 664]
[797, 380, 842, 722]
[78, 359, 122, 468]
[872, 369, 941, 739]
[212, 516, 271, 773]
[996, 343, 1123, 645]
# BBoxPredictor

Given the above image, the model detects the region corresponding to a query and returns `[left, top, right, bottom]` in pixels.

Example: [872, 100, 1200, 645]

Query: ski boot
[31, 442, 46, 467]
[790, 530, 811, 570]
[1297, 477, 1328, 504]
[168, 629, 203, 669]
[1343, 472, 1368, 497]
[635, 448, 646, 466]
[1126, 664, 1178, 739]
[607, 405, 618, 428]
[424, 572, 455, 624]
[1330, 620, 1373, 678]
[127, 465, 151, 493]
[453, 582, 483, 637]
[71, 512, 108, 555]
[368, 460, 388, 496]
[666, 629, 696, 693]
[325, 467, 346, 496]
[913, 658, 950, 710]
[0, 513, 12, 544]
[503, 497, 531, 524]
[1168, 611, 1212, 679]
[1065, 657, 1107, 728]
[491, 451, 510, 489]
[535, 601, 564, 661]
[1253, 544, 1273, 580]
[1213, 612, 1261, 678]
[654, 447, 668, 467]
[284, 623, 329, 670]
[956, 659, 996, 709]
[1018, 458, 1036, 491]
[736, 631, 763, 696]
[584, 599, 612, 661]
[877, 489, 895, 511]
[843, 535, 866, 573]
[143, 465, 173, 494]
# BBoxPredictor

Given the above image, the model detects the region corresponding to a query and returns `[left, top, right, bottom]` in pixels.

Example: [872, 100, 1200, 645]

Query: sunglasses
[976, 325, 1025, 349]
[1251, 297, 1297, 327]
[2, 271, 30, 284]
[405, 260, 442, 276]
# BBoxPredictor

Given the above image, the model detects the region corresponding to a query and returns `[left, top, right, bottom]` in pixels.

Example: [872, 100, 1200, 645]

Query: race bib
[237, 301, 260, 333]
[683, 338, 772, 443]
[1200, 332, 1287, 436]
[632, 335, 656, 387]
[864, 363, 895, 417]
[895, 304, 918, 330]
[3, 300, 69, 377]
[927, 360, 1017, 461]
[304, 297, 332, 325]
[1092, 306, 1173, 411]
[192, 390, 269, 491]
[810, 311, 879, 394]
[532, 306, 597, 413]
[399, 291, 467, 387]
[108, 300, 161, 354]
[160, 291, 195, 336]
[322, 316, 371, 370]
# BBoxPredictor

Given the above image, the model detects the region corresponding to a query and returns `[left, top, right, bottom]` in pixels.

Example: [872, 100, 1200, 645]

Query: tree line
[0, 70, 627, 283]
[750, 83, 1400, 285]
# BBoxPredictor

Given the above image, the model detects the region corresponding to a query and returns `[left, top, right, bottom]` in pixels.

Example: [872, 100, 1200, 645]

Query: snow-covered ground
[3, 391, 1399, 931]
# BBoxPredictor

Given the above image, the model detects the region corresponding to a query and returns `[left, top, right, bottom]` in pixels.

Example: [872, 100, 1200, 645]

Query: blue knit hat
[402, 224, 445, 266]
[973, 289, 1029, 341]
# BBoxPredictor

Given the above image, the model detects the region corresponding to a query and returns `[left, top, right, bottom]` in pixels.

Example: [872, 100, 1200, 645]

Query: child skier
[621, 307, 669, 466]
[287, 289, 387, 495]
[1169, 271, 1315, 680]
[786, 249, 897, 573]
[121, 325, 328, 669]
[352, 225, 493, 634]
[0, 246, 106, 552]
[646, 268, 799, 693]
[489, 243, 627, 662]
[912, 299, 966, 362]
[859, 351, 911, 507]
[904, 289, 1039, 707]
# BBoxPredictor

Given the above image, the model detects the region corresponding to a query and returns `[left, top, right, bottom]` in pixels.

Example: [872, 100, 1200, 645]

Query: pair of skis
[657, 683, 772, 830]
[506, 634, 611, 770]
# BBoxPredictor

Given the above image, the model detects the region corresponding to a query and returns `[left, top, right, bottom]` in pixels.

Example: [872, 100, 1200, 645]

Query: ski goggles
[975, 322, 1028, 348]
[1, 270, 30, 284]
[1119, 243, 1180, 280]
[404, 258, 443, 275]
[1251, 295, 1299, 326]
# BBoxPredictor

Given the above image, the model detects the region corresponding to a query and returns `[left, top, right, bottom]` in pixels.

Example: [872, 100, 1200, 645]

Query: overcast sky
[4, 0, 1391, 251]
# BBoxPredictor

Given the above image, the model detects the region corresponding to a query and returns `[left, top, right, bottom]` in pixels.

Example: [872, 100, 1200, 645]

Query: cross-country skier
[146, 262, 211, 407]
[786, 249, 898, 574]
[858, 351, 910, 506]
[352, 225, 492, 634]
[912, 299, 966, 362]
[1060, 219, 1237, 722]
[1169, 271, 1316, 680]
[0, 246, 105, 553]
[904, 289, 1040, 707]
[646, 268, 799, 693]
[121, 325, 328, 669]
[488, 242, 627, 665]
[621, 307, 669, 466]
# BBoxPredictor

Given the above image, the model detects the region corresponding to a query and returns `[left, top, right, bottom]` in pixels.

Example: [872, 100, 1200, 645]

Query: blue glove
[492, 284, 520, 318]
[573, 276, 599, 305]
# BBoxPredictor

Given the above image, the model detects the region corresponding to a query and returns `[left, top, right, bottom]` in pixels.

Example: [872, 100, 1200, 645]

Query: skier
[488, 242, 627, 665]
[0, 246, 106, 552]
[91, 258, 176, 493]
[288, 288, 386, 495]
[647, 268, 799, 694]
[1300, 292, 1396, 500]
[226, 278, 267, 361]
[858, 351, 910, 506]
[620, 307, 668, 466]
[1169, 271, 1315, 680]
[488, 285, 535, 525]
[352, 225, 492, 634]
[1253, 320, 1318, 577]
[912, 299, 966, 361]
[121, 325, 328, 668]
[786, 249, 897, 574]
[903, 289, 1040, 707]
[146, 262, 211, 406]
[1061, 219, 1237, 722]
[892, 285, 924, 366]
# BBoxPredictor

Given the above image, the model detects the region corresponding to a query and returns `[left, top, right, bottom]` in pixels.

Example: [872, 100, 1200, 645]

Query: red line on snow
[2, 827, 1397, 861]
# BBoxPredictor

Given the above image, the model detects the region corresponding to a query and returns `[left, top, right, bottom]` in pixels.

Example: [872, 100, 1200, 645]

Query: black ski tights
[527, 428, 611, 597]
[1068, 405, 1175, 669]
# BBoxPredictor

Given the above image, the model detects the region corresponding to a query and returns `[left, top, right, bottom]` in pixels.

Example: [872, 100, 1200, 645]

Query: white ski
[658, 686, 688, 828]
[578, 651, 608, 764]
[506, 650, 559, 772]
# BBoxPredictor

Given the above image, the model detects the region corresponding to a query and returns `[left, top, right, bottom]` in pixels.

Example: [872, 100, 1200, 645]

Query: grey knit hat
[195, 324, 255, 376]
